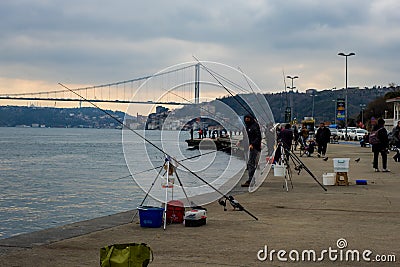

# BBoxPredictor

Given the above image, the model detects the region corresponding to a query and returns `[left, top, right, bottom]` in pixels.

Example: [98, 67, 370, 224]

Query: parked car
[338, 127, 356, 140]
[349, 128, 368, 141]
[329, 128, 338, 137]
[337, 129, 345, 140]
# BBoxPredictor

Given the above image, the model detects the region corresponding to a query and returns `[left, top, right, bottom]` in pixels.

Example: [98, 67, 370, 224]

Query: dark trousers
[318, 142, 328, 156]
[247, 149, 260, 182]
[373, 150, 387, 169]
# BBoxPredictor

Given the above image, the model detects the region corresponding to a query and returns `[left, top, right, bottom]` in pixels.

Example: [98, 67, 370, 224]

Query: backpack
[369, 128, 382, 145]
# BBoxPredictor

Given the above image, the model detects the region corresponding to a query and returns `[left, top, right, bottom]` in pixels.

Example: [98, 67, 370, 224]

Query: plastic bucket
[323, 173, 335, 185]
[333, 158, 350, 172]
[273, 164, 286, 177]
[137, 206, 164, 228]
[166, 200, 185, 224]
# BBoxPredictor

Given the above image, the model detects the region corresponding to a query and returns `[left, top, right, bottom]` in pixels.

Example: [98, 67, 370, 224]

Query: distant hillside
[0, 106, 128, 128]
[1, 86, 397, 128]
[221, 86, 397, 125]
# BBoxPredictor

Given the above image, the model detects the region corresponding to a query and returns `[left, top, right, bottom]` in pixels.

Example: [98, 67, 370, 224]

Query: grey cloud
[0, 0, 399, 92]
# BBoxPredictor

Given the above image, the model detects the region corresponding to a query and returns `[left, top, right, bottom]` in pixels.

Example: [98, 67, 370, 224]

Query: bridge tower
[194, 63, 200, 104]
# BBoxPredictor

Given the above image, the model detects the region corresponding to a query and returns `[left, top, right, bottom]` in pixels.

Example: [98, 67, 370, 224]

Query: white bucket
[333, 158, 350, 172]
[323, 173, 335, 185]
[273, 164, 286, 177]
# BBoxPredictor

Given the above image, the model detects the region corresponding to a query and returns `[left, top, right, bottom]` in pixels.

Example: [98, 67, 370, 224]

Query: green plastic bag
[100, 243, 153, 267]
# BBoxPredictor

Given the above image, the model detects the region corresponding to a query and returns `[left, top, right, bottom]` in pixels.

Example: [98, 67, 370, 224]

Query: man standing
[277, 123, 293, 161]
[315, 122, 331, 157]
[372, 118, 390, 172]
[391, 120, 400, 162]
[391, 120, 400, 148]
[241, 114, 262, 187]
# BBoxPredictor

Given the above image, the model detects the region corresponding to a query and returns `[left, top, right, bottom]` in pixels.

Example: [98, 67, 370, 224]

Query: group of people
[240, 115, 332, 187]
[239, 114, 399, 187]
[277, 122, 331, 158]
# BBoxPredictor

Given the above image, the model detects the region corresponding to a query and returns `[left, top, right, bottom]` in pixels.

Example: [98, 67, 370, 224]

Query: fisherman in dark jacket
[241, 114, 262, 187]
[315, 122, 331, 157]
[372, 118, 390, 172]
[274, 123, 293, 162]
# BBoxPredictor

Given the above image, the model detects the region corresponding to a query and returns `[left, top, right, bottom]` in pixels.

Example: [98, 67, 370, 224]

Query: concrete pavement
[0, 142, 399, 266]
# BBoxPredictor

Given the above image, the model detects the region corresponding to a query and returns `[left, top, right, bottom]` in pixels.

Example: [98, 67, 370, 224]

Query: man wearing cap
[241, 114, 262, 187]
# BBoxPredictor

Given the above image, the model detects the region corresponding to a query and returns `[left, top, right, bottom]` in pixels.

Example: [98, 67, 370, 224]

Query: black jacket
[244, 117, 262, 152]
[372, 125, 389, 152]
[316, 127, 331, 144]
[279, 128, 293, 149]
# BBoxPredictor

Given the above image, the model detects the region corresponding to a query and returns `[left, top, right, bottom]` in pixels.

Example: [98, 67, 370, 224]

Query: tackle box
[184, 209, 207, 227]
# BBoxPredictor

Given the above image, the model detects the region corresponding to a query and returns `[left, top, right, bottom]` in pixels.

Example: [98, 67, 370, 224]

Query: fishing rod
[193, 58, 254, 118]
[58, 82, 258, 220]
[282, 69, 289, 110]
[167, 85, 274, 152]
[193, 57, 270, 127]
[113, 147, 230, 181]
[237, 66, 274, 125]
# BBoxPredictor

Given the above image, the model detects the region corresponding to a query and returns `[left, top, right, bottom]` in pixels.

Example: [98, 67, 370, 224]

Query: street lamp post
[338, 52, 355, 140]
[311, 93, 318, 119]
[360, 104, 366, 126]
[286, 75, 298, 122]
[332, 99, 337, 125]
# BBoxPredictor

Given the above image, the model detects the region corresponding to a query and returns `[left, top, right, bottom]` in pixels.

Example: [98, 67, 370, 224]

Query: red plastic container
[166, 200, 185, 224]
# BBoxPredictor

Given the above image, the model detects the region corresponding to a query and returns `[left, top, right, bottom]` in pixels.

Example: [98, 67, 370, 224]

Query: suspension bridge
[0, 63, 204, 107]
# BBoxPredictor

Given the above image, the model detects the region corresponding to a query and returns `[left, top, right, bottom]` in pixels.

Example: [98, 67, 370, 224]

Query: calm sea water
[0, 127, 144, 239]
[0, 127, 243, 239]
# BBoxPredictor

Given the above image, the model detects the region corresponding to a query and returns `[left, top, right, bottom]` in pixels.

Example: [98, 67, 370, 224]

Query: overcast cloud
[1, 0, 399, 97]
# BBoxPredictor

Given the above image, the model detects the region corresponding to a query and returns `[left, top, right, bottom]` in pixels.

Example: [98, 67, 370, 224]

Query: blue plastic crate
[137, 206, 164, 228]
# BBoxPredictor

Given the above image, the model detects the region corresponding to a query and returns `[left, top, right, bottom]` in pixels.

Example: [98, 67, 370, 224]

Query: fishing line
[58, 82, 258, 220]
[167, 86, 273, 150]
[237, 66, 274, 124]
[282, 69, 289, 107]
[193, 57, 270, 127]
[113, 148, 229, 181]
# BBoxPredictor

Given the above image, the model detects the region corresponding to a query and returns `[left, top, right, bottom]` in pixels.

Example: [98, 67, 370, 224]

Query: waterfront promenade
[0, 142, 399, 266]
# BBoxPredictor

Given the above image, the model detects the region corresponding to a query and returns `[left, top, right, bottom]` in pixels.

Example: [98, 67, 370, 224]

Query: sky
[1, 0, 399, 113]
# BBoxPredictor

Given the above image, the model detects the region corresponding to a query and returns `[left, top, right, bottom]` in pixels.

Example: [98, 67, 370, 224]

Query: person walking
[315, 122, 331, 157]
[371, 118, 390, 172]
[241, 114, 262, 187]
[390, 120, 400, 162]
[391, 120, 400, 148]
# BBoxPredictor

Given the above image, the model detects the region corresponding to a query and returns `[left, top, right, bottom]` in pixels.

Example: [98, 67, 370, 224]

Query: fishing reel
[218, 196, 244, 211]
[294, 164, 303, 175]
[218, 198, 227, 211]
[228, 196, 244, 211]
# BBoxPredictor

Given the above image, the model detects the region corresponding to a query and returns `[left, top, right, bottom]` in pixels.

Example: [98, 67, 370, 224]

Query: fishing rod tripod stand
[276, 141, 327, 192]
[133, 155, 259, 229]
[274, 142, 294, 191]
[132, 156, 195, 230]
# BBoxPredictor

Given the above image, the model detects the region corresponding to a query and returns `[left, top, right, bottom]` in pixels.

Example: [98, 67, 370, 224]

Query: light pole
[286, 75, 298, 122]
[311, 93, 318, 119]
[338, 52, 355, 140]
[360, 104, 366, 126]
[332, 99, 337, 125]
[287, 75, 298, 91]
